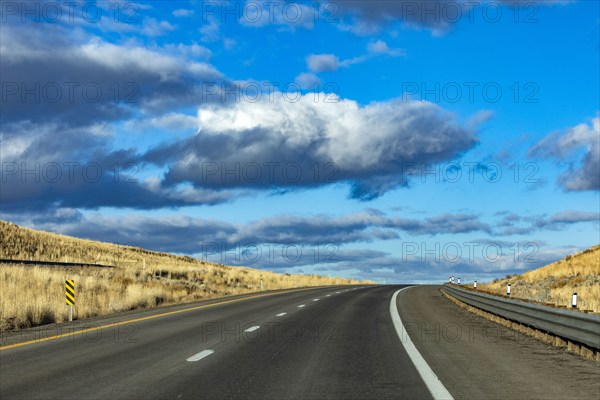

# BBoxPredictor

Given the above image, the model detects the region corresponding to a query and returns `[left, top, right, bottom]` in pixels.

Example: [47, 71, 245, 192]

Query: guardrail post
[474, 280, 477, 288]
[572, 292, 577, 308]
[506, 283, 511, 296]
[457, 277, 461, 285]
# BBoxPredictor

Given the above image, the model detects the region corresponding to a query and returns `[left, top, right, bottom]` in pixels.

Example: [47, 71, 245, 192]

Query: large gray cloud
[235, 1, 572, 35]
[529, 117, 599, 191]
[1, 92, 479, 209]
[0, 16, 235, 212]
[144, 93, 478, 200]
[0, 10, 482, 210]
[0, 22, 223, 127]
[0, 121, 241, 212]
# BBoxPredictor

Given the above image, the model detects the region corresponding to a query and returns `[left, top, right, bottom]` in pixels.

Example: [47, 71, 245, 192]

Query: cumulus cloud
[306, 54, 341, 72]
[0, 22, 224, 128]
[0, 118, 244, 212]
[294, 72, 321, 89]
[0, 17, 477, 210]
[0, 19, 239, 212]
[305, 41, 404, 74]
[367, 40, 406, 57]
[529, 117, 599, 191]
[142, 93, 477, 200]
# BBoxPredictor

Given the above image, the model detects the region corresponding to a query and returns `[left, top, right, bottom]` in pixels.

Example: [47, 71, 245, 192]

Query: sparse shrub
[478, 245, 600, 312]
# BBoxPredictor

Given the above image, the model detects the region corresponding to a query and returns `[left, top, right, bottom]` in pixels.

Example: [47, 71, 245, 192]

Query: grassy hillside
[477, 245, 600, 312]
[0, 220, 367, 331]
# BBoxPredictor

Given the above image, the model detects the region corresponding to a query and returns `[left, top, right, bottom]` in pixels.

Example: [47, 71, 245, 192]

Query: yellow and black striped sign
[65, 280, 75, 305]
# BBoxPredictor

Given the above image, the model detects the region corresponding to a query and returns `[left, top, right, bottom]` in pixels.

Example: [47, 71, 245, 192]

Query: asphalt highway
[1, 285, 598, 400]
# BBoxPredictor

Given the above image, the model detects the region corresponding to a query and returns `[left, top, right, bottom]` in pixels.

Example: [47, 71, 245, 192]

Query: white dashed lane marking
[187, 350, 214, 362]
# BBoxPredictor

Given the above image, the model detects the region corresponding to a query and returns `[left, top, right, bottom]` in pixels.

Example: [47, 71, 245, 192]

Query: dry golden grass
[478, 245, 600, 312]
[0, 220, 368, 331]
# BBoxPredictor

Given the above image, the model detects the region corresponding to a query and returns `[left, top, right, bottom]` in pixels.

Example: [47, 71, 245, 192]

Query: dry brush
[0, 220, 367, 331]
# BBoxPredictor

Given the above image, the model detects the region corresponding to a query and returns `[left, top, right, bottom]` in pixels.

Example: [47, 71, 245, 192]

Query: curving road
[1, 285, 598, 400]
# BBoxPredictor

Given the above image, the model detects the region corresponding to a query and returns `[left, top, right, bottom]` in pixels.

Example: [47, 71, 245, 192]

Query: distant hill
[0, 220, 365, 330]
[478, 245, 600, 312]
[0, 219, 215, 268]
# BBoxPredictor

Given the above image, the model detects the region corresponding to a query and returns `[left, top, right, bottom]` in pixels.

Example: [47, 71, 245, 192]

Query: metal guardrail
[442, 284, 600, 350]
[0, 259, 114, 268]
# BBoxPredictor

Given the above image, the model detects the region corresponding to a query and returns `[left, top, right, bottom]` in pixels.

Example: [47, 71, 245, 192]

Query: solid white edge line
[187, 349, 214, 362]
[244, 325, 260, 333]
[390, 288, 454, 400]
[276, 312, 287, 317]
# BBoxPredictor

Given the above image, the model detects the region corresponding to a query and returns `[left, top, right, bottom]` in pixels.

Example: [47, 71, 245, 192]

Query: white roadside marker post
[572, 292, 577, 308]
[449, 276, 452, 283]
[457, 277, 461, 285]
[506, 283, 511, 296]
[260, 275, 263, 291]
[474, 280, 477, 289]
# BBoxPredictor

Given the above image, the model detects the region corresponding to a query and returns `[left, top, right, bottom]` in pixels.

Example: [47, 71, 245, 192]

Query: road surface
[1, 285, 598, 399]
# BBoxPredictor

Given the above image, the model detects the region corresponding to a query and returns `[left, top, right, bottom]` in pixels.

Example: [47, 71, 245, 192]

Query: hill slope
[478, 245, 600, 312]
[0, 220, 366, 330]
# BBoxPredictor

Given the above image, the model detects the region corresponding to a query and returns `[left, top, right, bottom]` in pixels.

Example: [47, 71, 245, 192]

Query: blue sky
[1, 0, 598, 283]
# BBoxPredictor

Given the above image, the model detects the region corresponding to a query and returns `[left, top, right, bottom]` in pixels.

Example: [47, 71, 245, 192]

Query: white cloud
[173, 9, 195, 17]
[141, 19, 176, 36]
[200, 16, 220, 42]
[367, 40, 405, 57]
[295, 72, 321, 89]
[305, 41, 404, 74]
[529, 117, 600, 191]
[223, 38, 237, 50]
[306, 54, 340, 72]
[124, 113, 199, 133]
[195, 93, 475, 171]
[165, 43, 212, 60]
[78, 40, 221, 81]
[1, 23, 225, 129]
[139, 92, 477, 200]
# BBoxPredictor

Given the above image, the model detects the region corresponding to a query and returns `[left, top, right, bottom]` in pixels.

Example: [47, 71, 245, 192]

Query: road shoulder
[395, 285, 600, 400]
